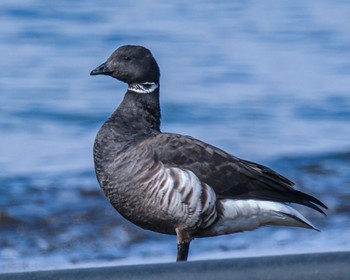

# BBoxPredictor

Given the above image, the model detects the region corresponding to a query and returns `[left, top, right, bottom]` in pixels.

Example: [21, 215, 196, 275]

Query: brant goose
[90, 45, 327, 262]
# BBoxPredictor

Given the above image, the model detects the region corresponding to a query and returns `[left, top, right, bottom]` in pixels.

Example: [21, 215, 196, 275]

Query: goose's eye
[123, 56, 130, 61]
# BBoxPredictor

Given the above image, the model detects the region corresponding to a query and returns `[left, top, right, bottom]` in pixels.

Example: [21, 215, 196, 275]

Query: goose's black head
[90, 45, 160, 84]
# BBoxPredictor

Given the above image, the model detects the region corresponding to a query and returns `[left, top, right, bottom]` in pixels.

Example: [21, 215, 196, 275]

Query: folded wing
[142, 133, 327, 214]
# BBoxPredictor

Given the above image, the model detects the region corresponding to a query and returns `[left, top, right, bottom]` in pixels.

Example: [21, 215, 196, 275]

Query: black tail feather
[293, 190, 328, 214]
[230, 189, 327, 215]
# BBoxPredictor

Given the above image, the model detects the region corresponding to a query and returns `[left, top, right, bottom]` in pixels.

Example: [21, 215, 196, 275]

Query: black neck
[107, 87, 161, 140]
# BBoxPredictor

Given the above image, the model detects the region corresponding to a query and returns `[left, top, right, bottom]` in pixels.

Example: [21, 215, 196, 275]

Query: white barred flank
[146, 164, 218, 231]
[140, 161, 317, 237]
[210, 199, 317, 236]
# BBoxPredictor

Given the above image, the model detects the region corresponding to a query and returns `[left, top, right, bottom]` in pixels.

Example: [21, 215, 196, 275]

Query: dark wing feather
[142, 133, 327, 214]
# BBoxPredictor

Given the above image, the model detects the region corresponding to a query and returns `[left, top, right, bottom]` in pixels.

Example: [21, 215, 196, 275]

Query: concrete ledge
[1, 251, 350, 280]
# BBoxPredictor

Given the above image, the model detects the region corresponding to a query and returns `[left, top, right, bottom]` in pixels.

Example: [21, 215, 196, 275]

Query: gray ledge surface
[1, 251, 350, 280]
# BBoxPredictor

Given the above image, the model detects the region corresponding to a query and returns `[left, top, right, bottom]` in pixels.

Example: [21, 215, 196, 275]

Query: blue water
[1, 0, 350, 272]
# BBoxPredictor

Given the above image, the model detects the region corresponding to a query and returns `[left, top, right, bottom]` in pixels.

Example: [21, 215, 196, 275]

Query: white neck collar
[128, 82, 159, 94]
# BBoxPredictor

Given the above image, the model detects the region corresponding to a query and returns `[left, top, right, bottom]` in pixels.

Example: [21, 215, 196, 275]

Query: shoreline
[1, 251, 349, 280]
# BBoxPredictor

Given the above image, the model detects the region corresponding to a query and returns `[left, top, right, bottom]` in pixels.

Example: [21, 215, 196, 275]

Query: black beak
[90, 61, 113, 76]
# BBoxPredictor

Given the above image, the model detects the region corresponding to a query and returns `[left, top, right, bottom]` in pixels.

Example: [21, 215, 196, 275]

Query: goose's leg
[176, 229, 190, 262]
[177, 241, 190, 261]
